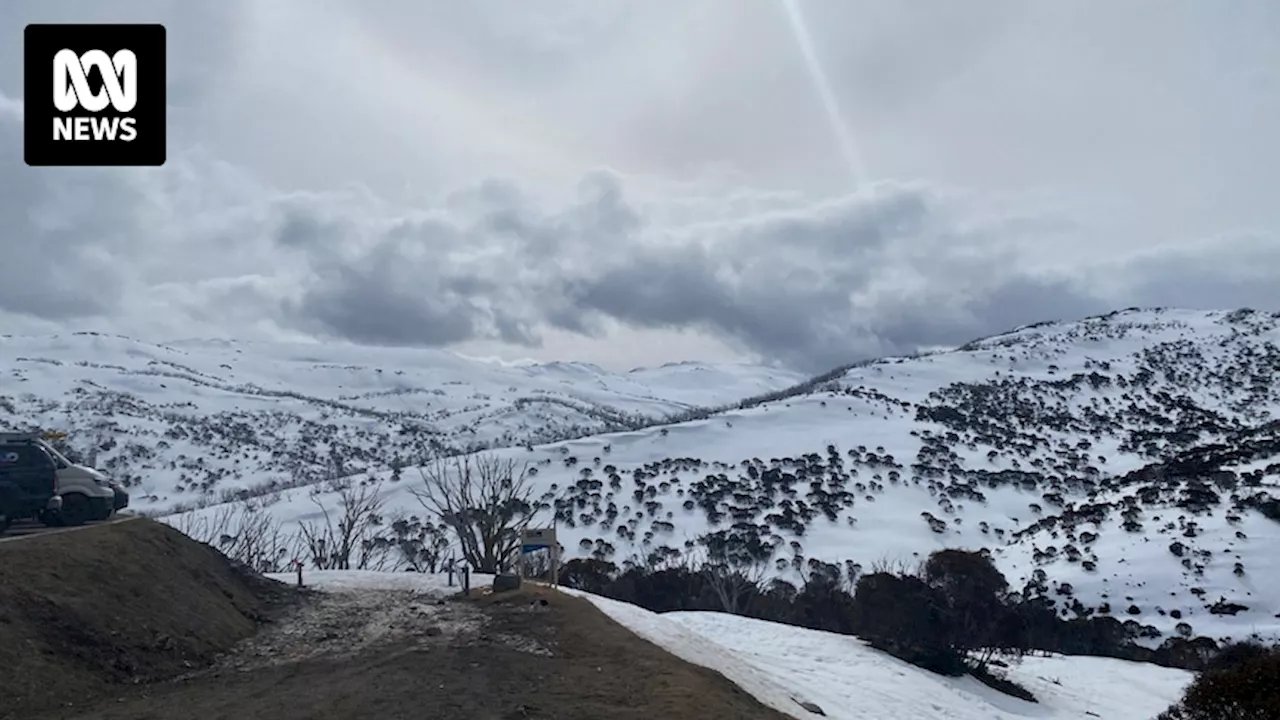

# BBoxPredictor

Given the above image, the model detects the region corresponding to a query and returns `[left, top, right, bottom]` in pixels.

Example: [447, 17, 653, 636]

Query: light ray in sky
[779, 0, 868, 188]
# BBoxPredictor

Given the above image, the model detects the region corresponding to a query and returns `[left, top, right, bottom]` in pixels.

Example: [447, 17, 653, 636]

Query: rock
[493, 574, 523, 593]
[794, 699, 825, 715]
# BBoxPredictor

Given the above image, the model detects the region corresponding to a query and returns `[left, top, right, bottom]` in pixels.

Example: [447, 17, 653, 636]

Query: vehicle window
[0, 445, 56, 470]
[39, 442, 71, 469]
[33, 448, 59, 470]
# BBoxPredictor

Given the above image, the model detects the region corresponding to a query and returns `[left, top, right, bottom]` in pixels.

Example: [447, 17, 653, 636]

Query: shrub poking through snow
[1155, 641, 1280, 720]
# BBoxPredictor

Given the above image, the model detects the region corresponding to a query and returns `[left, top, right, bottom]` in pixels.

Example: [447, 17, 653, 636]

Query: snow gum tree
[411, 452, 535, 574]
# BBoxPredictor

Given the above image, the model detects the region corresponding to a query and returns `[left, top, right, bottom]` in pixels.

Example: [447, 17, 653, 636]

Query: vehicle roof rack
[0, 432, 42, 442]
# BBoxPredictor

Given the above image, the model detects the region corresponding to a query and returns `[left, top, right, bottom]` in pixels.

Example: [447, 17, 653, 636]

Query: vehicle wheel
[0, 513, 11, 536]
[59, 494, 91, 527]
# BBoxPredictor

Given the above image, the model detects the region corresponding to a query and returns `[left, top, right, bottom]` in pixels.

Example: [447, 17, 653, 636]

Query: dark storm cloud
[546, 220, 1111, 371]
[541, 183, 1112, 370]
[286, 265, 481, 346]
[1095, 236, 1280, 319]
[859, 276, 1112, 355]
[558, 245, 855, 371]
[272, 173, 1128, 372]
[277, 172, 640, 348]
[280, 227, 482, 346]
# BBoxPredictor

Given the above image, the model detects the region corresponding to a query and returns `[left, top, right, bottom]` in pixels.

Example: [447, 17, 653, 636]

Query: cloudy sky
[1, 0, 1278, 372]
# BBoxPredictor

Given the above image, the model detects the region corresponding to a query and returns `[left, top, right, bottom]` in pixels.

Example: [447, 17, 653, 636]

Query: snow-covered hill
[174, 307, 1280, 647]
[0, 332, 803, 512]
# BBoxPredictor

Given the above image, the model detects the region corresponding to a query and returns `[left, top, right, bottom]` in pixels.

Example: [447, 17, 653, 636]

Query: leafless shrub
[870, 554, 922, 577]
[168, 505, 231, 544]
[297, 478, 390, 570]
[167, 499, 295, 573]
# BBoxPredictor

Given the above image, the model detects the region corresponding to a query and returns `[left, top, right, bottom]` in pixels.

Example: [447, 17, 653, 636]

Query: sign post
[520, 527, 559, 586]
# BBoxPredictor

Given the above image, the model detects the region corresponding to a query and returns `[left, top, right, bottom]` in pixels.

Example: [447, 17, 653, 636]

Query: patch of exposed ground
[202, 587, 485, 671]
[47, 584, 793, 720]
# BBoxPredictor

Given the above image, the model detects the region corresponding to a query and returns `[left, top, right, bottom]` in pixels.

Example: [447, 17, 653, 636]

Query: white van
[0, 433, 128, 526]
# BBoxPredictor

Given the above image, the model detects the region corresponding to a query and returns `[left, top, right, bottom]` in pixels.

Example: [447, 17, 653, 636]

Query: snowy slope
[173, 308, 1280, 646]
[0, 332, 803, 512]
[569, 590, 1193, 720]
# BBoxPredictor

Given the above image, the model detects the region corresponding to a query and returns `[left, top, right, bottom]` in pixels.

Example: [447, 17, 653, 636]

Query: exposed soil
[47, 584, 794, 720]
[3, 521, 792, 720]
[0, 519, 295, 720]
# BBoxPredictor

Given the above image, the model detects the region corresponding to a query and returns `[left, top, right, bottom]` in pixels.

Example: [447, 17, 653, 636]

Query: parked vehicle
[0, 433, 125, 527]
[0, 437, 63, 535]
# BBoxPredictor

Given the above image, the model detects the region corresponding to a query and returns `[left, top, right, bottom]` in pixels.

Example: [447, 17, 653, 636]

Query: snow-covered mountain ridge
[0, 332, 803, 511]
[5, 307, 1280, 647]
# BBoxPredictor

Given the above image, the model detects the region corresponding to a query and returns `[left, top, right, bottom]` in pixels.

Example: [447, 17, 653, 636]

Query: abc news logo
[54, 48, 140, 142]
[24, 24, 166, 166]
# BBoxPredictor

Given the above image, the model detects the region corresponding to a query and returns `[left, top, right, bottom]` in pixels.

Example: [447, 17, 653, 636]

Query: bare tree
[410, 452, 535, 574]
[690, 544, 770, 616]
[841, 559, 863, 594]
[703, 560, 768, 615]
[298, 479, 389, 570]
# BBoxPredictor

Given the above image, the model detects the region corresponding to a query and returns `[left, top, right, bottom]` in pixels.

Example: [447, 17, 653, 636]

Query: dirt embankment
[0, 519, 294, 719]
[2, 520, 791, 720]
